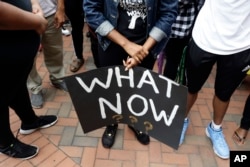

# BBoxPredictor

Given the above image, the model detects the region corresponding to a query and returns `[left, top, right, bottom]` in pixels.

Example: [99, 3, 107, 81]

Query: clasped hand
[122, 41, 149, 71]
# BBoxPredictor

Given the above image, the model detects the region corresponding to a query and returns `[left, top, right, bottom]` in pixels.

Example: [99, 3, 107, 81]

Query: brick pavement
[1, 25, 250, 167]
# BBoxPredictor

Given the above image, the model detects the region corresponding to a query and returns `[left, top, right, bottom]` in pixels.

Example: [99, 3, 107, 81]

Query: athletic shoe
[0, 139, 38, 160]
[51, 81, 68, 92]
[61, 27, 71, 36]
[30, 91, 44, 109]
[179, 118, 189, 145]
[20, 115, 58, 135]
[205, 123, 230, 159]
[102, 124, 118, 148]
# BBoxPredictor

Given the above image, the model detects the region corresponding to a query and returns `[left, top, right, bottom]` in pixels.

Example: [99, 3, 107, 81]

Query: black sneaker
[0, 139, 39, 160]
[128, 125, 150, 145]
[20, 115, 58, 135]
[51, 81, 68, 92]
[102, 124, 118, 148]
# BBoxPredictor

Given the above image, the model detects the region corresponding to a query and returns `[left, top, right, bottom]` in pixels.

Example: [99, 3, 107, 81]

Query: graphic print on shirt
[119, 0, 147, 29]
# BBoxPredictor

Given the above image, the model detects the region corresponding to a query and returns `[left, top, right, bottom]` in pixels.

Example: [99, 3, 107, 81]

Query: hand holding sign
[64, 65, 187, 149]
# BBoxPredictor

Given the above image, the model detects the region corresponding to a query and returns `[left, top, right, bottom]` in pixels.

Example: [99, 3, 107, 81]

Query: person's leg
[212, 95, 230, 125]
[182, 39, 233, 159]
[11, 67, 58, 136]
[213, 49, 250, 149]
[27, 55, 44, 108]
[98, 42, 152, 147]
[205, 47, 250, 159]
[27, 55, 43, 95]
[65, 0, 85, 72]
[0, 100, 15, 147]
[240, 95, 250, 131]
[41, 15, 67, 91]
[213, 48, 250, 126]
[1, 41, 58, 159]
[65, 0, 84, 60]
[10, 59, 38, 124]
[233, 95, 250, 145]
[179, 39, 216, 145]
[163, 37, 190, 84]
[126, 51, 155, 146]
[213, 49, 250, 124]
[90, 33, 99, 67]
[186, 40, 216, 117]
[87, 26, 100, 68]
[6, 41, 58, 135]
[0, 36, 40, 159]
[97, 43, 125, 148]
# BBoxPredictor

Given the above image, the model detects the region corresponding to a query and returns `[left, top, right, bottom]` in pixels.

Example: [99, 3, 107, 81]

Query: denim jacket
[84, 0, 178, 57]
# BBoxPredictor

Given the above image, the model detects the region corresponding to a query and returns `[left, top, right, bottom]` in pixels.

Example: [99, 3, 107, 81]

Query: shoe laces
[211, 128, 228, 147]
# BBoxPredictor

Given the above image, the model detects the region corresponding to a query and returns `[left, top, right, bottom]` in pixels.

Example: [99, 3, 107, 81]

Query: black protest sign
[64, 65, 187, 149]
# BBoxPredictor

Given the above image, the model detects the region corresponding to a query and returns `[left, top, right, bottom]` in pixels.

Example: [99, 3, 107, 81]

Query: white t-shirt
[192, 0, 250, 55]
[39, 0, 57, 18]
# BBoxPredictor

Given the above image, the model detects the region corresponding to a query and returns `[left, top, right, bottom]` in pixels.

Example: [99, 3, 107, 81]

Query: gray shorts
[186, 39, 250, 101]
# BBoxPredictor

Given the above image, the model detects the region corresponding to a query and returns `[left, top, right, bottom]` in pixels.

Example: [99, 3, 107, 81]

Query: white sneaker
[61, 28, 71, 36]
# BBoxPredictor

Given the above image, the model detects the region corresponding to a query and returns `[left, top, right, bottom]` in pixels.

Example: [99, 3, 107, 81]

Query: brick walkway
[1, 25, 250, 167]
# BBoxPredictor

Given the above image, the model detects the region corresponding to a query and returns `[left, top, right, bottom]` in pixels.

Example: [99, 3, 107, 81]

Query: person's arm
[84, 0, 148, 63]
[0, 1, 47, 34]
[30, 0, 44, 17]
[106, 29, 148, 63]
[54, 0, 65, 28]
[123, 36, 156, 71]
[124, 0, 178, 70]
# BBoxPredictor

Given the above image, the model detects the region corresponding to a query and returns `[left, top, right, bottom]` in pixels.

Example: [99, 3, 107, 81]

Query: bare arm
[0, 1, 47, 34]
[123, 36, 157, 70]
[143, 36, 157, 52]
[54, 0, 66, 28]
[30, 0, 43, 17]
[107, 28, 157, 71]
[107, 29, 148, 63]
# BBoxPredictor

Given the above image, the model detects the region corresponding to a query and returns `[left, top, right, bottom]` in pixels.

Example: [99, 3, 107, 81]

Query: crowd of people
[0, 0, 249, 162]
